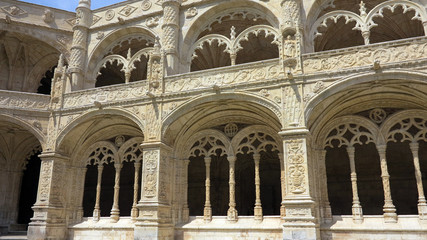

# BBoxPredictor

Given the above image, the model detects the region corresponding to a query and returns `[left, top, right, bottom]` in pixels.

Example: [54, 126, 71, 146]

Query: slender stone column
[76, 167, 87, 222]
[92, 164, 103, 221]
[182, 159, 190, 222]
[227, 156, 238, 222]
[131, 161, 141, 220]
[409, 142, 427, 220]
[110, 163, 122, 222]
[346, 146, 363, 223]
[204, 157, 212, 222]
[278, 153, 286, 218]
[319, 150, 332, 223]
[376, 145, 397, 222]
[253, 153, 263, 222]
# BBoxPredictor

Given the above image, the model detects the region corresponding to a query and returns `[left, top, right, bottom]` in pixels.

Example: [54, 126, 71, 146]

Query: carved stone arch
[83, 140, 118, 166]
[181, 1, 280, 66]
[18, 144, 42, 171]
[312, 115, 384, 149]
[162, 91, 283, 138]
[57, 108, 145, 152]
[380, 109, 427, 144]
[0, 114, 45, 149]
[24, 52, 59, 93]
[1, 27, 69, 60]
[188, 34, 232, 63]
[117, 137, 144, 163]
[231, 125, 283, 155]
[182, 129, 232, 160]
[91, 54, 128, 81]
[366, 0, 427, 30]
[86, 26, 158, 82]
[233, 25, 281, 54]
[305, 70, 427, 129]
[309, 10, 365, 42]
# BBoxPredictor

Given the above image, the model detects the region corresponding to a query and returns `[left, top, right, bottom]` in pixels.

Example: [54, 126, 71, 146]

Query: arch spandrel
[182, 129, 232, 160]
[83, 140, 119, 166]
[231, 125, 283, 155]
[379, 109, 427, 143]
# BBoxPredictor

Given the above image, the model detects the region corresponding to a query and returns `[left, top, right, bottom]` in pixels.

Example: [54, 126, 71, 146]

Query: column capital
[376, 144, 387, 153]
[409, 141, 419, 152]
[38, 152, 69, 161]
[141, 141, 172, 152]
[279, 127, 309, 138]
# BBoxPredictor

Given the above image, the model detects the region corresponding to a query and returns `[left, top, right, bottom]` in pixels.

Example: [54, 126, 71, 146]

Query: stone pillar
[279, 128, 319, 240]
[318, 149, 332, 223]
[409, 142, 427, 220]
[203, 157, 212, 222]
[161, 0, 181, 75]
[253, 153, 263, 222]
[135, 142, 173, 240]
[131, 161, 141, 220]
[93, 164, 103, 222]
[346, 146, 363, 223]
[227, 156, 238, 222]
[376, 145, 397, 222]
[28, 152, 68, 240]
[68, 0, 91, 90]
[110, 163, 123, 222]
[182, 159, 190, 223]
[278, 153, 286, 218]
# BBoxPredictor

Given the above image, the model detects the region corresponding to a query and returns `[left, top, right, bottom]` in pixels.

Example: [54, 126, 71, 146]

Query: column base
[110, 208, 120, 222]
[203, 206, 212, 222]
[134, 225, 174, 240]
[227, 207, 238, 222]
[93, 208, 100, 222]
[418, 201, 427, 220]
[352, 204, 363, 224]
[321, 204, 333, 223]
[383, 203, 397, 223]
[28, 223, 67, 240]
[131, 207, 139, 220]
[254, 205, 263, 222]
[182, 206, 189, 223]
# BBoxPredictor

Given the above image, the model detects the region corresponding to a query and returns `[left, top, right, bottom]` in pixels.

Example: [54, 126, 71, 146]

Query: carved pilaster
[68, 0, 91, 90]
[280, 0, 303, 75]
[161, 0, 181, 75]
[28, 152, 69, 240]
[279, 128, 319, 240]
[147, 39, 164, 94]
[135, 142, 173, 240]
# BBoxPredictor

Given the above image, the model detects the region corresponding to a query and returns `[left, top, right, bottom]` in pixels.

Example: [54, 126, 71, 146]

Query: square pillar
[28, 152, 68, 240]
[134, 142, 174, 240]
[279, 128, 320, 240]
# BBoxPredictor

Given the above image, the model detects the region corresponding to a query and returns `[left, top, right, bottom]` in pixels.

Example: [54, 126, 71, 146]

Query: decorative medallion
[141, 0, 152, 11]
[224, 123, 238, 138]
[105, 10, 115, 21]
[115, 135, 125, 147]
[1, 5, 26, 16]
[146, 16, 159, 28]
[92, 15, 102, 25]
[185, 7, 198, 19]
[119, 5, 137, 17]
[96, 32, 104, 40]
[369, 108, 387, 124]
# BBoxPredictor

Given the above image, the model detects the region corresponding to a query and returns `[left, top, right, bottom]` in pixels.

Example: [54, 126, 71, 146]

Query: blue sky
[19, 0, 125, 11]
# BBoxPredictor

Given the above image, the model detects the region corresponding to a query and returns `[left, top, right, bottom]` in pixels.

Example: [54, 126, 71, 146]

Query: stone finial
[43, 9, 54, 23]
[78, 0, 91, 9]
[359, 1, 367, 17]
[230, 26, 236, 40]
[57, 54, 65, 70]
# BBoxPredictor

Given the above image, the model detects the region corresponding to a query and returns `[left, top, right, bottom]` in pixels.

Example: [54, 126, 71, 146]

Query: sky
[19, 0, 125, 12]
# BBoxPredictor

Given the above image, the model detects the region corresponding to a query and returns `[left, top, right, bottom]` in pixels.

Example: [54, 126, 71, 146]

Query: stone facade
[1, 0, 427, 239]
